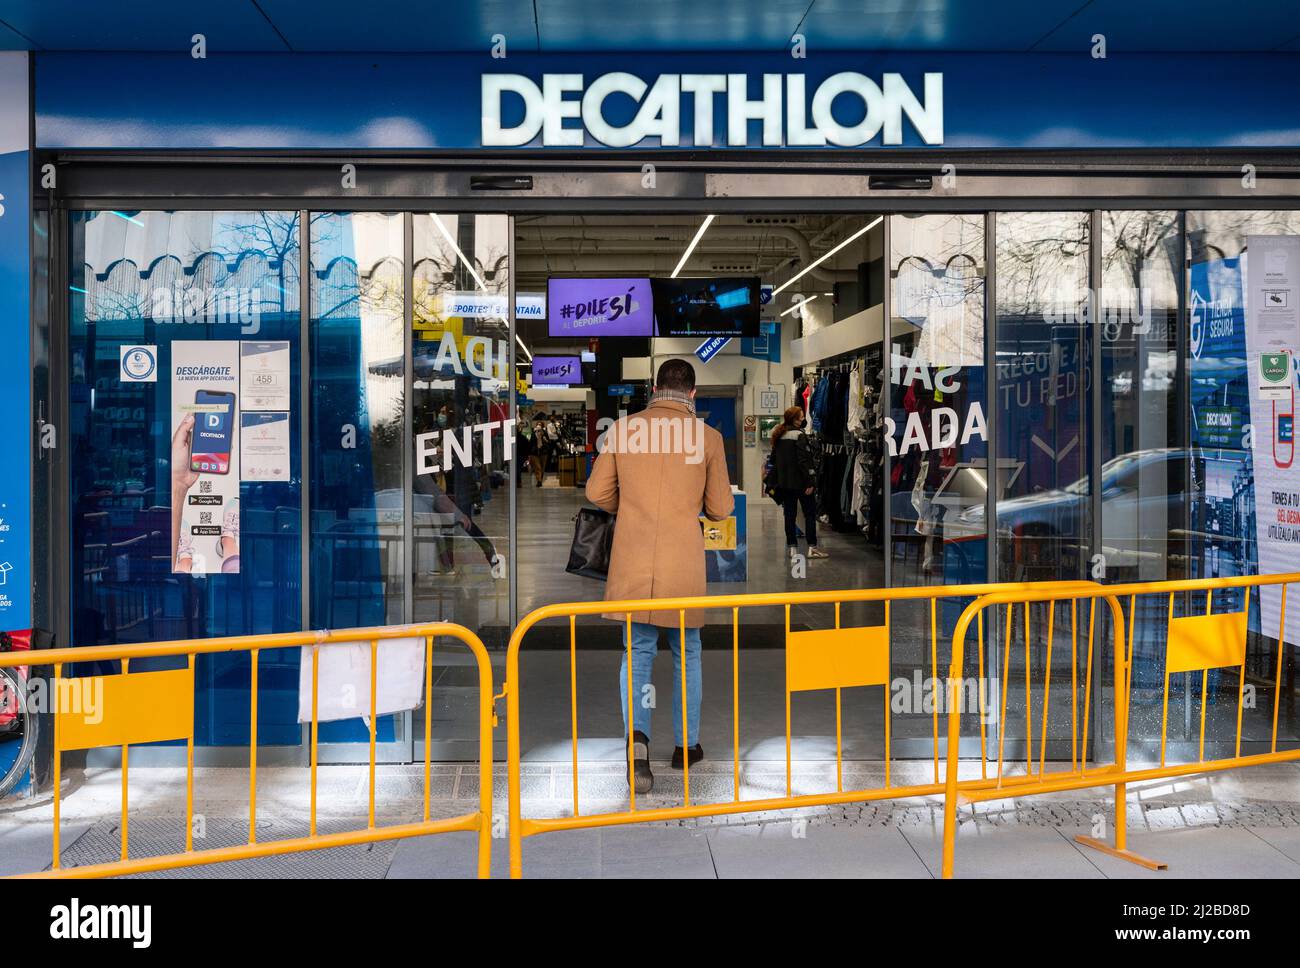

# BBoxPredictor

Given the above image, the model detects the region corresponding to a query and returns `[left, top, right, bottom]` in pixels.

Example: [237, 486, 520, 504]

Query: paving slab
[0, 821, 93, 876]
[1062, 825, 1300, 879]
[707, 822, 930, 878]
[901, 823, 1106, 879]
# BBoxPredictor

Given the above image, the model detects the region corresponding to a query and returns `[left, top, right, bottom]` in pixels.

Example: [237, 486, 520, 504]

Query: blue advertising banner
[33, 51, 1300, 151]
[0, 53, 29, 632]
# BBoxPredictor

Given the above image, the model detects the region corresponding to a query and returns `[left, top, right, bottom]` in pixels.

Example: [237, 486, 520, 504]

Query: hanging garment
[846, 364, 865, 437]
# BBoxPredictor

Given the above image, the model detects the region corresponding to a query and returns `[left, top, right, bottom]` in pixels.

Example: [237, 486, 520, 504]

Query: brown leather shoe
[628, 730, 653, 794]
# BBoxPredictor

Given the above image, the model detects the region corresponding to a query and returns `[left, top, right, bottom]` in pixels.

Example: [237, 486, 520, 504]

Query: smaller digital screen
[651, 276, 761, 337]
[532, 356, 583, 386]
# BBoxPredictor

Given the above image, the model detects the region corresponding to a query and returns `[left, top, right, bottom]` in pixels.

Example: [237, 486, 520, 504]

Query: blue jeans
[618, 622, 702, 746]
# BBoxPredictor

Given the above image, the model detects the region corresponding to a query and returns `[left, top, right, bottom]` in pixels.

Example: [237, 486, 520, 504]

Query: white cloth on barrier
[296, 638, 425, 723]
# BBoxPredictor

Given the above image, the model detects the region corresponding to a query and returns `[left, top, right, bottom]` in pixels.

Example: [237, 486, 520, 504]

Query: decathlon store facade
[5, 46, 1300, 773]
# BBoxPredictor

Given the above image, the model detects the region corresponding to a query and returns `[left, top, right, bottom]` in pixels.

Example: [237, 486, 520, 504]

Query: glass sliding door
[309, 211, 408, 757]
[1098, 210, 1189, 758]
[887, 213, 988, 754]
[411, 213, 513, 759]
[993, 212, 1093, 761]
[410, 214, 512, 639]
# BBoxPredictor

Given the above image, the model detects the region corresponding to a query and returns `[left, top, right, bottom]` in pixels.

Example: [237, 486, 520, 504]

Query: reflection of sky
[81, 210, 301, 322]
[335, 214, 403, 434]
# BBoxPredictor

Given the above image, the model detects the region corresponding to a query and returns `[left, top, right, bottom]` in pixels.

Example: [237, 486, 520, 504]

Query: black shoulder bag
[566, 507, 616, 581]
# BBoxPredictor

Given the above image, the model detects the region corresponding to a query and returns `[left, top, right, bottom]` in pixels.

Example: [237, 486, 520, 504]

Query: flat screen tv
[651, 276, 761, 337]
[531, 355, 583, 386]
[547, 277, 654, 337]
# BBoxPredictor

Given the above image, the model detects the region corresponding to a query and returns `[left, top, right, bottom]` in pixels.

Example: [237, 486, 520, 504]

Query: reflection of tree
[891, 214, 985, 366]
[996, 212, 1089, 317]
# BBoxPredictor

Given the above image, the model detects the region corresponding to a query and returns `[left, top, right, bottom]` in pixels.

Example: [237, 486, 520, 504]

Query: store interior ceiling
[513, 213, 879, 354]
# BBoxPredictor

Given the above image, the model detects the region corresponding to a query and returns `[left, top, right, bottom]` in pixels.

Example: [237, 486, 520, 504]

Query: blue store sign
[33, 52, 1300, 151]
[695, 336, 731, 363]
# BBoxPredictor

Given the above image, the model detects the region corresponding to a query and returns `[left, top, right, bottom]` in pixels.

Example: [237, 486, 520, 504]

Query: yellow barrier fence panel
[786, 625, 889, 692]
[1166, 611, 1248, 675]
[56, 668, 194, 751]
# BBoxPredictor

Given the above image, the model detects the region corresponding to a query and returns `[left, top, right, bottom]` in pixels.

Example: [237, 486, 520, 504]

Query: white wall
[617, 325, 796, 492]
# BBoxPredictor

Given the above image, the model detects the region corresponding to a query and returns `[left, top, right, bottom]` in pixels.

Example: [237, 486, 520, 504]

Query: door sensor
[470, 175, 534, 191]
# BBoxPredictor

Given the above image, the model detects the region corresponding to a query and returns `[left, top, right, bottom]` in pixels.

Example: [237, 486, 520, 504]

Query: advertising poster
[1242, 239, 1300, 645]
[171, 341, 240, 575]
[240, 340, 291, 411]
[1246, 235, 1300, 350]
[241, 412, 290, 481]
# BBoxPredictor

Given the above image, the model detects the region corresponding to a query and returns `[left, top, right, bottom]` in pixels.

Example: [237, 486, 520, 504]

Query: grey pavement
[6, 759, 1300, 878]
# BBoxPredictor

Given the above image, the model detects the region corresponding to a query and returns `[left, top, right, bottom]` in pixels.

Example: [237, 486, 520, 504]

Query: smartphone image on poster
[190, 389, 236, 474]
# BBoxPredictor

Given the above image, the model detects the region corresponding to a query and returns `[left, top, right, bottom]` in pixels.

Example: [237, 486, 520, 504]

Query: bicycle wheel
[0, 666, 37, 799]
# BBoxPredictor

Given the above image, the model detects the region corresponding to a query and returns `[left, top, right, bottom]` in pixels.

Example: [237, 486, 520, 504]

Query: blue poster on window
[0, 54, 30, 632]
[1188, 256, 1255, 590]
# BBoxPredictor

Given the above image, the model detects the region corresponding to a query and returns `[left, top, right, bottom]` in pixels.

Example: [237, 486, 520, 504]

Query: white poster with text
[171, 341, 240, 575]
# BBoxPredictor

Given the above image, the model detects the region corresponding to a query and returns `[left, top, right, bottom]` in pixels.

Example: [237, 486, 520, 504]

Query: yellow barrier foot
[1073, 835, 1168, 871]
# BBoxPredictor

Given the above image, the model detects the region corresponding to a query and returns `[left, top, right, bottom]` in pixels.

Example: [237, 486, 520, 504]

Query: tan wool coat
[585, 398, 734, 627]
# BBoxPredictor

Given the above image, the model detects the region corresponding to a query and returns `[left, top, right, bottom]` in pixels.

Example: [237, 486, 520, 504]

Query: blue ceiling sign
[695, 336, 731, 362]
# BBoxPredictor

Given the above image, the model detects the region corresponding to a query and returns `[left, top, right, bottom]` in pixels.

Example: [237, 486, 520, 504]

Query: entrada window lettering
[887, 342, 988, 456]
[483, 71, 943, 147]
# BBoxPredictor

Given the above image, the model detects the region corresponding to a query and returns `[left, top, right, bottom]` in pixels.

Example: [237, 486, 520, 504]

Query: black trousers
[779, 488, 818, 547]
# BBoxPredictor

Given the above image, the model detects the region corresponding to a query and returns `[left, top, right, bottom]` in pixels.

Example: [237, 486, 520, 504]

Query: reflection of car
[955, 447, 1248, 573]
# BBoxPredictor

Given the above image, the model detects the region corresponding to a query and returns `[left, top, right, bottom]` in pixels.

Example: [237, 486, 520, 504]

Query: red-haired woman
[771, 405, 828, 560]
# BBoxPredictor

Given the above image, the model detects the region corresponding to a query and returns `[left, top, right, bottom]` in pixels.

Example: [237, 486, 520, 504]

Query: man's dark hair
[655, 358, 696, 393]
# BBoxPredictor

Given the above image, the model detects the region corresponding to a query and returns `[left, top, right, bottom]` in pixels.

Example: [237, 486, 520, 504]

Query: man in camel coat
[586, 358, 734, 793]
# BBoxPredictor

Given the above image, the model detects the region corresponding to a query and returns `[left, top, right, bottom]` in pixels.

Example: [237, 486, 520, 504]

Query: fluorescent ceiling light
[515, 333, 533, 362]
[671, 214, 715, 279]
[431, 213, 487, 291]
[781, 295, 817, 317]
[771, 216, 882, 297]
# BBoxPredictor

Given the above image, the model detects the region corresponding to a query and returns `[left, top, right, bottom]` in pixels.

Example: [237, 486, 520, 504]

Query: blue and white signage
[34, 52, 1300, 151]
[483, 70, 943, 147]
[695, 336, 732, 363]
[0, 53, 29, 630]
[443, 291, 545, 320]
[120, 344, 158, 382]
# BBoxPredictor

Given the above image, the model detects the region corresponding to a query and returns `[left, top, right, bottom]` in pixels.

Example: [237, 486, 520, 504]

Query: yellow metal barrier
[504, 580, 1100, 879]
[0, 622, 495, 879]
[940, 572, 1300, 878]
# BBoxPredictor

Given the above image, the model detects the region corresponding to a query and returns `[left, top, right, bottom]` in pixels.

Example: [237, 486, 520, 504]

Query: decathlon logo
[50, 898, 152, 948]
[482, 71, 943, 148]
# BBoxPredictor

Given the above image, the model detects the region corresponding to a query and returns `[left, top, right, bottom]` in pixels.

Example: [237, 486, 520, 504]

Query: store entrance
[510, 213, 903, 762]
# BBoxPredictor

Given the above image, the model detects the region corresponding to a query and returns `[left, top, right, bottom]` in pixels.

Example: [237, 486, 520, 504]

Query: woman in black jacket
[771, 406, 828, 559]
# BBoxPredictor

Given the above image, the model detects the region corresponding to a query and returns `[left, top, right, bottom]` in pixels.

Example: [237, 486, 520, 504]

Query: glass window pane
[888, 213, 987, 741]
[68, 210, 303, 746]
[309, 212, 405, 628]
[1178, 210, 1300, 758]
[993, 211, 1091, 756]
[411, 214, 512, 647]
